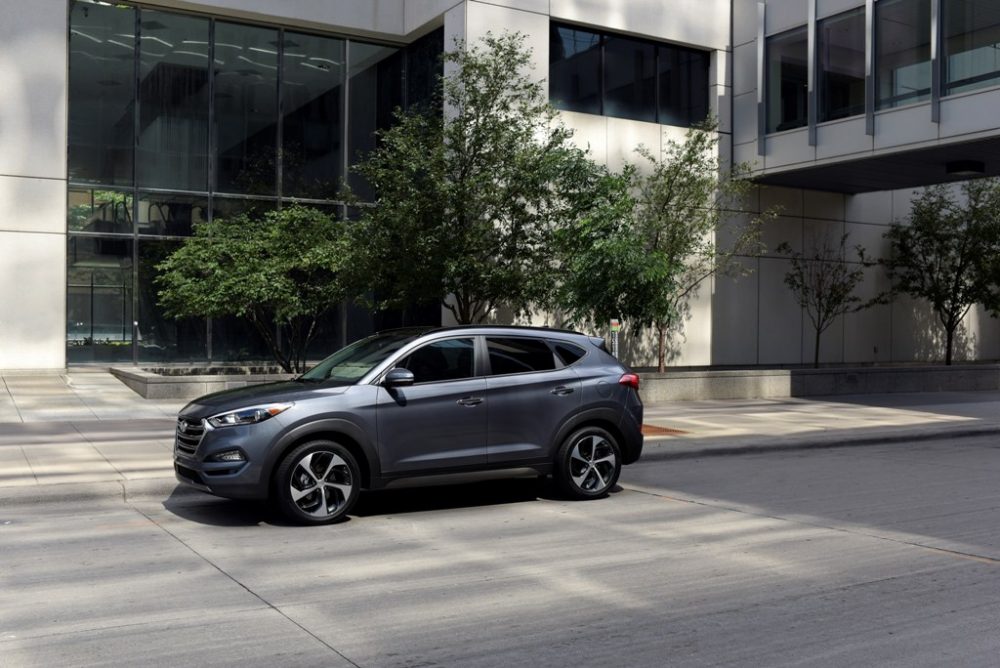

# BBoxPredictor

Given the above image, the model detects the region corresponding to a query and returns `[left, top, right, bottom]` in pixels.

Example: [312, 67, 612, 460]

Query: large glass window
[137, 240, 207, 362]
[818, 8, 866, 122]
[347, 42, 403, 200]
[282, 32, 345, 199]
[550, 24, 602, 115]
[68, 188, 133, 234]
[68, 1, 135, 186]
[214, 22, 279, 195]
[766, 27, 808, 132]
[137, 11, 210, 190]
[659, 46, 710, 127]
[67, 236, 134, 363]
[604, 36, 656, 122]
[944, 0, 1000, 95]
[138, 192, 207, 236]
[876, 0, 932, 109]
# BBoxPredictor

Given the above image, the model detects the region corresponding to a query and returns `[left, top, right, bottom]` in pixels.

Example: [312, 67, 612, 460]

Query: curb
[0, 477, 201, 509]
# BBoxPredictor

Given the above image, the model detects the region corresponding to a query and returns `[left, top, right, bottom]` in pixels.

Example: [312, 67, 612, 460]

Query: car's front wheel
[554, 427, 622, 499]
[275, 441, 360, 525]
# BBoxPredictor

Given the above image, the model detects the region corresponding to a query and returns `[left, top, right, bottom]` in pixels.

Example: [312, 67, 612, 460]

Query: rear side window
[399, 338, 475, 384]
[553, 342, 586, 366]
[487, 337, 556, 375]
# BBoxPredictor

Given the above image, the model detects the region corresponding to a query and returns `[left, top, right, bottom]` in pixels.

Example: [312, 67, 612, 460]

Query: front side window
[818, 8, 866, 122]
[400, 338, 476, 384]
[876, 0, 932, 109]
[766, 27, 808, 133]
[944, 0, 1000, 95]
[301, 330, 424, 382]
[487, 338, 556, 376]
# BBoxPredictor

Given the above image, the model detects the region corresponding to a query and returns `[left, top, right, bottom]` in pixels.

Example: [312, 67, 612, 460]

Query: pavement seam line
[18, 446, 39, 485]
[622, 483, 1000, 566]
[72, 422, 128, 481]
[126, 504, 364, 668]
[1, 376, 24, 423]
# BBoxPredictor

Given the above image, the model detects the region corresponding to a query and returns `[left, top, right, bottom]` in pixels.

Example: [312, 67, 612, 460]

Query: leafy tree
[778, 234, 884, 368]
[156, 206, 349, 373]
[630, 122, 768, 372]
[885, 179, 1000, 365]
[347, 32, 598, 324]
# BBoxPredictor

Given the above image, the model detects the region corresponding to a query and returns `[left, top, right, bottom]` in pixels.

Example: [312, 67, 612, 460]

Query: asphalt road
[2, 436, 999, 667]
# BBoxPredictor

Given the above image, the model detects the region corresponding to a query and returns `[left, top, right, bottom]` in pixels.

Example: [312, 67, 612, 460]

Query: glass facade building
[66, 0, 442, 364]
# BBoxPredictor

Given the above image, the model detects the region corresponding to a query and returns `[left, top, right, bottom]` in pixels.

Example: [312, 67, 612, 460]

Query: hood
[179, 379, 352, 418]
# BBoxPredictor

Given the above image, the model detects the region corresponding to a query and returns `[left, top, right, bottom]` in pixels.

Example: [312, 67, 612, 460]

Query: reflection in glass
[876, 0, 931, 109]
[137, 10, 210, 190]
[944, 0, 1000, 95]
[604, 36, 656, 122]
[67, 235, 134, 363]
[211, 196, 276, 222]
[405, 28, 444, 111]
[138, 240, 207, 362]
[347, 42, 403, 200]
[818, 8, 866, 122]
[68, 1, 136, 186]
[659, 46, 710, 126]
[550, 24, 602, 115]
[282, 32, 345, 199]
[214, 22, 279, 195]
[138, 192, 207, 236]
[68, 189, 133, 234]
[767, 28, 809, 133]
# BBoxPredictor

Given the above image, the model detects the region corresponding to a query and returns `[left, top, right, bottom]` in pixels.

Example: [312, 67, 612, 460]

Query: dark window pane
[818, 8, 866, 122]
[487, 337, 556, 375]
[400, 338, 475, 384]
[67, 235, 133, 363]
[138, 192, 207, 236]
[210, 196, 276, 221]
[68, 188, 133, 234]
[282, 32, 345, 199]
[68, 1, 135, 186]
[211, 315, 273, 362]
[659, 46, 710, 126]
[214, 22, 278, 195]
[766, 27, 809, 132]
[347, 42, 403, 201]
[604, 36, 656, 122]
[138, 240, 207, 362]
[553, 342, 586, 366]
[405, 27, 444, 111]
[136, 10, 210, 190]
[944, 0, 1000, 95]
[876, 0, 931, 109]
[550, 24, 602, 114]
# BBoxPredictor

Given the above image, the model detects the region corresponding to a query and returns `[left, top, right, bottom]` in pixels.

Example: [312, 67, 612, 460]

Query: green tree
[630, 122, 768, 372]
[347, 32, 599, 324]
[885, 179, 1000, 365]
[156, 206, 349, 373]
[778, 234, 885, 368]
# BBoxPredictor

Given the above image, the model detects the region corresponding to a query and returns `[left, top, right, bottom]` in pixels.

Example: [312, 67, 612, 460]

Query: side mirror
[383, 367, 415, 387]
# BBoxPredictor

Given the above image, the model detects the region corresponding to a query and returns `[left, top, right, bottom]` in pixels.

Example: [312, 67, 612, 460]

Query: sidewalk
[2, 371, 1000, 500]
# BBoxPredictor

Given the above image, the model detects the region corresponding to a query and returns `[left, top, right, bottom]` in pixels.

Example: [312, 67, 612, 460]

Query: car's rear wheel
[554, 427, 622, 499]
[275, 441, 360, 525]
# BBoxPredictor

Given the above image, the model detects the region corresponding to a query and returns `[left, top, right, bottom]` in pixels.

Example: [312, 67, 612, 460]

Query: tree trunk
[814, 327, 822, 369]
[945, 326, 954, 366]
[657, 323, 667, 373]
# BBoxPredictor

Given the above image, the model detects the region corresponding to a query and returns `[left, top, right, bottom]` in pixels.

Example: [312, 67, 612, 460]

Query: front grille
[175, 417, 205, 456]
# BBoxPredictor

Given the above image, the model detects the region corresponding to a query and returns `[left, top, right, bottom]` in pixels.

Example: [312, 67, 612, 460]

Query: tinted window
[550, 24, 602, 115]
[659, 46, 710, 126]
[876, 0, 931, 109]
[604, 36, 656, 122]
[401, 338, 475, 384]
[818, 8, 866, 122]
[553, 342, 586, 366]
[766, 27, 808, 133]
[943, 0, 1000, 95]
[487, 338, 556, 375]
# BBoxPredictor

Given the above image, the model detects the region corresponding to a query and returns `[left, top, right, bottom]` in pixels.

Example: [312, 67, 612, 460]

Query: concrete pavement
[1, 371, 1000, 497]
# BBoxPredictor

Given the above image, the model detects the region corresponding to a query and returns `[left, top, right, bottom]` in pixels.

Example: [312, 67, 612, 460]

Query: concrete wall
[0, 2, 68, 370]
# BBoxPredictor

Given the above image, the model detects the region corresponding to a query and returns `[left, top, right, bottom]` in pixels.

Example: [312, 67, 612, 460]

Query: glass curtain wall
[876, 0, 932, 109]
[766, 27, 808, 132]
[944, 0, 1000, 95]
[817, 8, 866, 122]
[67, 0, 441, 364]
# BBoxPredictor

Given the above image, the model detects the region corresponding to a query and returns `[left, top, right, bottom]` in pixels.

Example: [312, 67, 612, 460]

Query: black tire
[554, 426, 622, 499]
[275, 440, 361, 525]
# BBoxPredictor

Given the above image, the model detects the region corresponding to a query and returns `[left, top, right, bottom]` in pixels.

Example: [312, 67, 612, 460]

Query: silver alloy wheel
[289, 450, 354, 519]
[569, 434, 617, 493]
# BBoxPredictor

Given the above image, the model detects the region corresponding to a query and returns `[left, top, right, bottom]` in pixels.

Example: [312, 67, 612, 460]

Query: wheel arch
[268, 419, 379, 489]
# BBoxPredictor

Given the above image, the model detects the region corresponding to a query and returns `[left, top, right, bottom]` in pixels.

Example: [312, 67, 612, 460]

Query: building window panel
[604, 36, 656, 122]
[68, 188, 133, 235]
[67, 235, 134, 363]
[766, 27, 809, 133]
[347, 42, 404, 201]
[68, 1, 136, 186]
[876, 0, 932, 109]
[137, 239, 208, 362]
[818, 8, 866, 123]
[213, 21, 279, 195]
[944, 0, 1000, 95]
[136, 10, 210, 191]
[659, 46, 710, 126]
[138, 192, 207, 236]
[550, 24, 602, 115]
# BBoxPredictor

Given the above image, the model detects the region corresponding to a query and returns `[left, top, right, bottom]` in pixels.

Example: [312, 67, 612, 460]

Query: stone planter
[111, 366, 295, 400]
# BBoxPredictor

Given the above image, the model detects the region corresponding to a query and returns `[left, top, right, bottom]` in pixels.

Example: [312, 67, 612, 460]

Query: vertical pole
[865, 0, 875, 135]
[931, 0, 941, 123]
[807, 0, 817, 146]
[756, 2, 766, 156]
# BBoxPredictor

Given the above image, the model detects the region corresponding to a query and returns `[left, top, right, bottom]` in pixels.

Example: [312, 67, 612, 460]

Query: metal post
[865, 0, 875, 135]
[807, 0, 817, 146]
[757, 2, 766, 156]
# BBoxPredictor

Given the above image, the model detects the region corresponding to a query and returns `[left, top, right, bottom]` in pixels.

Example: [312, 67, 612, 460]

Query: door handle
[550, 386, 575, 396]
[457, 396, 483, 406]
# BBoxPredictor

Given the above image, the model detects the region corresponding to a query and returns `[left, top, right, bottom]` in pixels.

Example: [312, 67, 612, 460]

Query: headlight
[207, 403, 293, 428]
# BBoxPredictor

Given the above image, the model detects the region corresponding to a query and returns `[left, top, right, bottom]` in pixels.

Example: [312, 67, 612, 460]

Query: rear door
[484, 336, 583, 464]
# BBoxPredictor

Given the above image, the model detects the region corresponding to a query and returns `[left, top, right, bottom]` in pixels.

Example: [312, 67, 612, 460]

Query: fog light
[213, 450, 246, 463]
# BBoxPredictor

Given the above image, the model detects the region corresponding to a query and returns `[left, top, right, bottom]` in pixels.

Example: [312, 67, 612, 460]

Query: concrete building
[1, 0, 999, 371]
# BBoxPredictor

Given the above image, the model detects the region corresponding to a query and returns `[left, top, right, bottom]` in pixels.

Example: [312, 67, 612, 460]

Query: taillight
[619, 373, 640, 390]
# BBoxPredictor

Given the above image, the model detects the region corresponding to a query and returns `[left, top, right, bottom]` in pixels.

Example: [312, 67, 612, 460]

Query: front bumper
[172, 416, 281, 500]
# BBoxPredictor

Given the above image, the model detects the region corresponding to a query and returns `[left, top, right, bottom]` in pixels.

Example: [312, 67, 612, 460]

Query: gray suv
[173, 326, 643, 524]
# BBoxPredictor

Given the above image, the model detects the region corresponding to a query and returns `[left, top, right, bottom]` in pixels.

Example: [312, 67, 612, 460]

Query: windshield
[299, 330, 426, 382]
